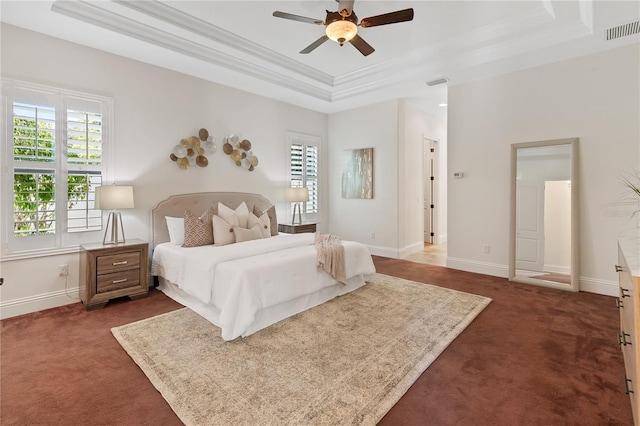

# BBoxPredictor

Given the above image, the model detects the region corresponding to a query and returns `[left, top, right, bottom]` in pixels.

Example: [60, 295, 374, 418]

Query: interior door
[515, 180, 545, 271]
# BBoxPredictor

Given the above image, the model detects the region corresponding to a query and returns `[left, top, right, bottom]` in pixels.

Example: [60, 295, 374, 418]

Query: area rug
[111, 273, 491, 426]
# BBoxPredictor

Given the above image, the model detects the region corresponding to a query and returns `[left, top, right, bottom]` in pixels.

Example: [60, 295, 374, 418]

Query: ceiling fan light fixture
[326, 20, 357, 45]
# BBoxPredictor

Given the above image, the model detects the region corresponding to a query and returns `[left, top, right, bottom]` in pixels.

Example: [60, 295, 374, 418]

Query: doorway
[405, 136, 447, 266]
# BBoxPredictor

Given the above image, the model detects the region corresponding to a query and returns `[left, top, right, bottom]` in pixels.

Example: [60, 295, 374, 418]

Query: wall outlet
[370, 232, 376, 240]
[482, 244, 491, 254]
[58, 264, 69, 277]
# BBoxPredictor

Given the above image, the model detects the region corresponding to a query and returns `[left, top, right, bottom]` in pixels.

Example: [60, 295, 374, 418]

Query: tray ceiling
[1, 1, 638, 114]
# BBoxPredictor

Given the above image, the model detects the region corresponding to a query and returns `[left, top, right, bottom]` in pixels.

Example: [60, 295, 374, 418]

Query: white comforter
[151, 233, 376, 339]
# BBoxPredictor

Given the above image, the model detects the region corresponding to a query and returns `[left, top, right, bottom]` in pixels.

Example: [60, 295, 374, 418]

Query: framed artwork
[342, 148, 374, 199]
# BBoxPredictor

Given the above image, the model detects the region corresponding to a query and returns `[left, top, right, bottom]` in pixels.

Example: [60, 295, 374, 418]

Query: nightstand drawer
[278, 223, 317, 234]
[96, 252, 140, 275]
[97, 269, 141, 293]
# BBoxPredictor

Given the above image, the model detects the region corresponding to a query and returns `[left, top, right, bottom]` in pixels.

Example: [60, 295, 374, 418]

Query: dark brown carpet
[1, 257, 633, 425]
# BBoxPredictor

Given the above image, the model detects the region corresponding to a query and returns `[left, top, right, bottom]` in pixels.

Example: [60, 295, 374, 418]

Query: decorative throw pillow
[233, 224, 264, 243]
[165, 216, 184, 245]
[247, 212, 271, 238]
[253, 205, 278, 236]
[212, 214, 238, 246]
[182, 207, 215, 247]
[218, 201, 249, 229]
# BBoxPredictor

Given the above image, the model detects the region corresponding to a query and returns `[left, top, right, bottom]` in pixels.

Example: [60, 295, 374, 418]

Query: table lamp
[285, 187, 309, 225]
[95, 185, 134, 245]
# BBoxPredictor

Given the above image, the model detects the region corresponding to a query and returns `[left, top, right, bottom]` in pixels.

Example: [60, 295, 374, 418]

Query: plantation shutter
[288, 133, 320, 223]
[12, 93, 58, 244]
[2, 80, 112, 255]
[66, 97, 104, 233]
[304, 145, 318, 214]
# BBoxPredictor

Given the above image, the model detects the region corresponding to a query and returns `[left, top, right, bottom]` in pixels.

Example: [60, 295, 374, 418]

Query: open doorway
[406, 136, 447, 266]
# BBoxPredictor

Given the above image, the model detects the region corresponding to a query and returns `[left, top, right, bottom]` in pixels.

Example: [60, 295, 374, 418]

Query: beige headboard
[151, 192, 274, 249]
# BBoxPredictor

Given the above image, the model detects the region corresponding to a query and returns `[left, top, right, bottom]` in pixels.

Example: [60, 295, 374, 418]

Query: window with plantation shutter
[288, 132, 320, 222]
[2, 80, 112, 256]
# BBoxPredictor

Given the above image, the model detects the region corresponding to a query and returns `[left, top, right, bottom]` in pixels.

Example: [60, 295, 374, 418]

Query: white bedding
[151, 233, 376, 340]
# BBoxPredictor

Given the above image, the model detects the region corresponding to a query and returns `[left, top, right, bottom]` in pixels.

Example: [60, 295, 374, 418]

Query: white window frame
[1, 79, 113, 259]
[287, 132, 320, 224]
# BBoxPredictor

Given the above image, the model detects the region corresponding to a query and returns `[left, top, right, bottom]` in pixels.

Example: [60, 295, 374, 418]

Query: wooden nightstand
[278, 223, 317, 234]
[79, 239, 149, 310]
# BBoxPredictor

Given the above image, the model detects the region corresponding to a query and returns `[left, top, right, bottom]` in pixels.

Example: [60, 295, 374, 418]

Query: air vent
[425, 77, 449, 87]
[606, 19, 640, 41]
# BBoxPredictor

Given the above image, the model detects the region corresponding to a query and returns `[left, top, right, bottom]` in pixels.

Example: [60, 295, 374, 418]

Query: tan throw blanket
[315, 232, 347, 285]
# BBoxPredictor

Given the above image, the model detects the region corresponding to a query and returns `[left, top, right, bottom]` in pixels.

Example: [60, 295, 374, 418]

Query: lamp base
[103, 211, 126, 245]
[291, 203, 302, 225]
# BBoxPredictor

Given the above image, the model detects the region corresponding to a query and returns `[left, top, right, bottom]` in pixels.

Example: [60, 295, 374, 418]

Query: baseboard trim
[446, 257, 618, 296]
[0, 287, 80, 320]
[399, 242, 424, 259]
[0, 262, 619, 320]
[544, 264, 571, 274]
[579, 277, 619, 297]
[446, 257, 510, 278]
[367, 244, 400, 259]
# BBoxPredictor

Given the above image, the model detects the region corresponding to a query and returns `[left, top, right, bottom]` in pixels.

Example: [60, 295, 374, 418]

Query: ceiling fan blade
[359, 8, 414, 28]
[272, 11, 324, 25]
[349, 34, 375, 56]
[337, 0, 355, 17]
[300, 35, 329, 54]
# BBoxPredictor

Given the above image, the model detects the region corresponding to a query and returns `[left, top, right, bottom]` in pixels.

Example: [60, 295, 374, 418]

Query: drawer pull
[621, 287, 631, 298]
[618, 331, 632, 346]
[616, 299, 624, 309]
[624, 377, 634, 395]
[615, 264, 623, 272]
[112, 260, 128, 266]
[112, 278, 128, 284]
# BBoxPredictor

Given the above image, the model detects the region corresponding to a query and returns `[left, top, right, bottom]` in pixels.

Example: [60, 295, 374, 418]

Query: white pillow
[218, 201, 249, 228]
[165, 216, 184, 245]
[233, 224, 264, 243]
[212, 214, 238, 246]
[247, 212, 271, 238]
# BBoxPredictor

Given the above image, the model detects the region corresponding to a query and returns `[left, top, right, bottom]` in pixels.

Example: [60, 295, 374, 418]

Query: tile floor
[404, 242, 447, 267]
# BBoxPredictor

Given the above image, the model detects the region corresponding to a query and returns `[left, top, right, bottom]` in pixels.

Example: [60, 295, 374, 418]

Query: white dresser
[617, 238, 640, 426]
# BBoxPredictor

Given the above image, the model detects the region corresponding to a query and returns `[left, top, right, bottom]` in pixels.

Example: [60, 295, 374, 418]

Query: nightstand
[79, 239, 149, 310]
[278, 223, 317, 234]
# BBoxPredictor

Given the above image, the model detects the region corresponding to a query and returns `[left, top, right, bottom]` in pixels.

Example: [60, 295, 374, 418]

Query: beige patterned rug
[111, 273, 491, 426]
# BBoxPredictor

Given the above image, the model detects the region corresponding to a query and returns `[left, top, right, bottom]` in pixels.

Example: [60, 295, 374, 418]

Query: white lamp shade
[285, 187, 309, 202]
[95, 186, 134, 210]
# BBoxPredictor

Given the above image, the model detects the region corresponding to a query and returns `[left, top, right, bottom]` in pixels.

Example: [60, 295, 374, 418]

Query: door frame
[423, 136, 439, 244]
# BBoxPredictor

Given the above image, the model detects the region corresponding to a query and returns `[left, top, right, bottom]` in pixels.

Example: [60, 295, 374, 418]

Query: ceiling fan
[272, 0, 414, 57]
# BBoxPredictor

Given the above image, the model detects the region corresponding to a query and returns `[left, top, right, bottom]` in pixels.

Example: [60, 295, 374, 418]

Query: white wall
[0, 24, 328, 318]
[327, 100, 400, 257]
[327, 99, 447, 259]
[447, 43, 640, 296]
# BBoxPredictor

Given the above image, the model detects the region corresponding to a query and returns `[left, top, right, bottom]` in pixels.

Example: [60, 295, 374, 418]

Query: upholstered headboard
[151, 192, 274, 249]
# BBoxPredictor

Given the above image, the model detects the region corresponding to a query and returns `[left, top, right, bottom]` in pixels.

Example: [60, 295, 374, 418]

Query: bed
[150, 192, 376, 340]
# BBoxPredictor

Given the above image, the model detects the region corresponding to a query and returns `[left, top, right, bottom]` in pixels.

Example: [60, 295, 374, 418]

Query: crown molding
[335, 3, 556, 88]
[49, 0, 598, 107]
[51, 0, 332, 101]
[114, 0, 335, 87]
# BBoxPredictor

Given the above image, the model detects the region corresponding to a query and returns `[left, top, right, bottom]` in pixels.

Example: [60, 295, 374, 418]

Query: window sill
[1, 246, 81, 262]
